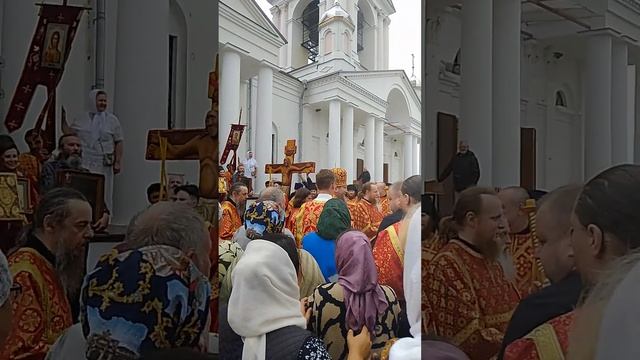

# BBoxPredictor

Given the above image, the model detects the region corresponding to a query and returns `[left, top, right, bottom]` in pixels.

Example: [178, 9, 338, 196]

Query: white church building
[0, 0, 216, 224]
[219, 0, 422, 192]
[425, 0, 640, 195]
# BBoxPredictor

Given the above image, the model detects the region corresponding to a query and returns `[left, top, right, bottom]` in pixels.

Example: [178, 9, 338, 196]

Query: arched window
[301, 0, 320, 61]
[343, 31, 350, 53]
[324, 30, 334, 54]
[555, 90, 567, 107]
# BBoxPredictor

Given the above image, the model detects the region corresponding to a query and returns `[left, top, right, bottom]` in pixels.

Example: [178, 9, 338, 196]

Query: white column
[412, 136, 419, 176]
[256, 65, 273, 194]
[302, 104, 313, 164]
[219, 49, 242, 157]
[461, 0, 493, 186]
[611, 40, 629, 165]
[365, 115, 376, 180]
[383, 18, 390, 70]
[584, 34, 612, 178]
[328, 100, 341, 168]
[377, 15, 384, 70]
[373, 12, 380, 70]
[280, 5, 289, 68]
[404, 133, 413, 178]
[492, 0, 520, 187]
[341, 104, 355, 182]
[375, 118, 384, 181]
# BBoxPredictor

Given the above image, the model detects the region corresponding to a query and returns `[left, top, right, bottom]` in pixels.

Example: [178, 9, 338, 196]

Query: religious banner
[4, 3, 85, 133]
[220, 121, 246, 166]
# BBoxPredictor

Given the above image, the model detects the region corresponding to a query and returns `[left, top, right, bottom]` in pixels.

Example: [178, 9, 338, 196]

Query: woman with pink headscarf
[308, 230, 401, 359]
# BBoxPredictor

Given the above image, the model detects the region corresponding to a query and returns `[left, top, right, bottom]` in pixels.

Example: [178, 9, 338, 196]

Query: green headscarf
[317, 198, 351, 240]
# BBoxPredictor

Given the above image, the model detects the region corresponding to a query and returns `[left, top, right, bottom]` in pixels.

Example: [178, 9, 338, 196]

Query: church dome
[320, 1, 350, 23]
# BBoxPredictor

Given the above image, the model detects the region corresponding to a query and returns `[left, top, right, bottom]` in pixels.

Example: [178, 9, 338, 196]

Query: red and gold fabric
[220, 201, 242, 241]
[373, 222, 404, 300]
[352, 199, 384, 240]
[503, 311, 575, 360]
[293, 199, 328, 247]
[285, 206, 302, 234]
[1, 248, 72, 359]
[379, 196, 391, 216]
[507, 231, 548, 298]
[18, 153, 41, 185]
[424, 240, 521, 360]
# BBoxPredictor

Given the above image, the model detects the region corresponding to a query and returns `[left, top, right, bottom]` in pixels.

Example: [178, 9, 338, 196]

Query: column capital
[220, 43, 248, 57]
[578, 27, 637, 44]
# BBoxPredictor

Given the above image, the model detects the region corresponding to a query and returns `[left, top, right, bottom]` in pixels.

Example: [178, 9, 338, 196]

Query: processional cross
[145, 56, 218, 199]
[265, 140, 315, 196]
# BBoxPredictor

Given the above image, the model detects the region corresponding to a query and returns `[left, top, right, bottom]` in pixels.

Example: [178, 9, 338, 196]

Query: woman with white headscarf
[63, 89, 123, 212]
[0, 251, 13, 348]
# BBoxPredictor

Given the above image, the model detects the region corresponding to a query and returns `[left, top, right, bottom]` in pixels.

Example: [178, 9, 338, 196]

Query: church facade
[425, 0, 640, 191]
[219, 0, 421, 192]
[0, 0, 216, 224]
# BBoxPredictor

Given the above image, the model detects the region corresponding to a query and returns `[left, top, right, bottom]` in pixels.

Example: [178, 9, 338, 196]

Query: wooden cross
[145, 56, 218, 200]
[265, 140, 315, 195]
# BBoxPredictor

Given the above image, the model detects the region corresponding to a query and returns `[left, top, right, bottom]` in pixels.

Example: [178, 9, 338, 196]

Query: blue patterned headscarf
[0, 251, 11, 306]
[81, 245, 211, 358]
[244, 200, 285, 239]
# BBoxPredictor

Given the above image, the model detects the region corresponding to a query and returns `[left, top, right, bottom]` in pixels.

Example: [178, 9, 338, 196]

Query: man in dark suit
[438, 140, 480, 197]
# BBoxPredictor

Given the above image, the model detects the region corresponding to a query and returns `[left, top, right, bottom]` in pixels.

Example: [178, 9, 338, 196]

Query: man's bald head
[259, 187, 286, 209]
[497, 186, 531, 233]
[499, 186, 530, 207]
[537, 184, 583, 240]
[535, 184, 582, 283]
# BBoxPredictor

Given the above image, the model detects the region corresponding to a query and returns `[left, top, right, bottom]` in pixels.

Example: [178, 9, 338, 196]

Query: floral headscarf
[0, 251, 11, 306]
[244, 200, 285, 239]
[81, 245, 211, 358]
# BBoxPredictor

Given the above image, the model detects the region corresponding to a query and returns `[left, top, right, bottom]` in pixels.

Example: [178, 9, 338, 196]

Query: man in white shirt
[242, 151, 257, 190]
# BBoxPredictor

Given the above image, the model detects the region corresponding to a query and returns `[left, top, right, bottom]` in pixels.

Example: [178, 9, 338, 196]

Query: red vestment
[507, 231, 548, 298]
[352, 199, 384, 240]
[373, 222, 404, 300]
[503, 311, 575, 360]
[1, 248, 72, 359]
[294, 198, 329, 247]
[424, 239, 521, 360]
[219, 200, 242, 240]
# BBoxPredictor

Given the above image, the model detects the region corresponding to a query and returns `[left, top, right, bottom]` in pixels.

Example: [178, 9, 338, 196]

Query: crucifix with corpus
[265, 140, 315, 196]
[145, 55, 218, 200]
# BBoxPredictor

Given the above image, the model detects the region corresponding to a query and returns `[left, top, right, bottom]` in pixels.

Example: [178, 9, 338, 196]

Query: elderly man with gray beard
[40, 134, 110, 231]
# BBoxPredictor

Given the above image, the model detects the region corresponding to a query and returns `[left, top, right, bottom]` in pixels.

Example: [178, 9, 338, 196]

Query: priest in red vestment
[505, 165, 640, 360]
[1, 188, 93, 360]
[352, 182, 384, 240]
[424, 187, 520, 360]
[293, 169, 336, 246]
[497, 187, 548, 298]
[376, 182, 391, 216]
[219, 183, 248, 240]
[373, 175, 422, 300]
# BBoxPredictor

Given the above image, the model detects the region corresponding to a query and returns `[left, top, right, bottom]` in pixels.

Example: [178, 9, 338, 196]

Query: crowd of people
[218, 168, 422, 359]
[423, 163, 640, 360]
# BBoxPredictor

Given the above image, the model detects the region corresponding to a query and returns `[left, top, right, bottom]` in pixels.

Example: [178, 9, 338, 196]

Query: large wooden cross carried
[265, 140, 315, 195]
[145, 56, 218, 200]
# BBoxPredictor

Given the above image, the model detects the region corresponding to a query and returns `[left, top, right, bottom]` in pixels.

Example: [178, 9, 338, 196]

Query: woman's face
[305, 194, 314, 203]
[1, 149, 19, 171]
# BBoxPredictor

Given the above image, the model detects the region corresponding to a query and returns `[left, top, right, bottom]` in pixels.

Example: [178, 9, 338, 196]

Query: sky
[254, 0, 422, 82]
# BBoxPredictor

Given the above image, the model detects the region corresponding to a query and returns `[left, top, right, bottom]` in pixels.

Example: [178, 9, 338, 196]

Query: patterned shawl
[80, 245, 211, 358]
